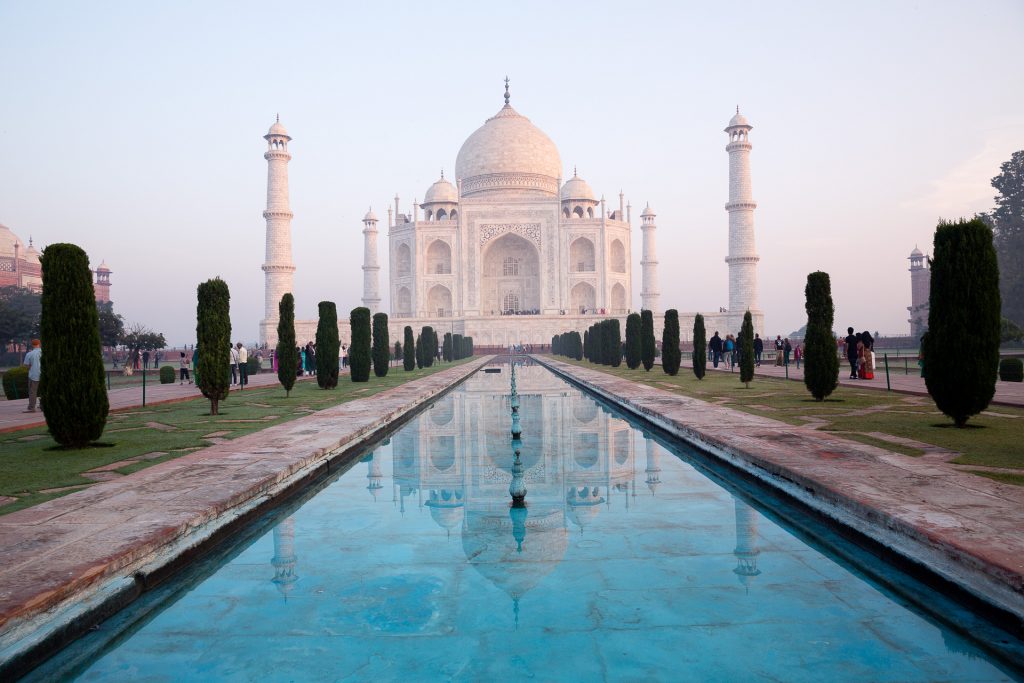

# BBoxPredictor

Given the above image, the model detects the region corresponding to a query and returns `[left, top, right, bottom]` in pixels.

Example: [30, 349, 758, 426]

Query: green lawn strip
[0, 360, 471, 514]
[963, 470, 1024, 486]
[547, 356, 1023, 475]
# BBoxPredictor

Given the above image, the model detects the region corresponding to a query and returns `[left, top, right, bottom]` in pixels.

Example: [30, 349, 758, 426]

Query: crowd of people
[706, 330, 803, 371]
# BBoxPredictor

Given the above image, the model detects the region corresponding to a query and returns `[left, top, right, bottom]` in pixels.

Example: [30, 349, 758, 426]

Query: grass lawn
[0, 359, 472, 515]
[547, 356, 1024, 479]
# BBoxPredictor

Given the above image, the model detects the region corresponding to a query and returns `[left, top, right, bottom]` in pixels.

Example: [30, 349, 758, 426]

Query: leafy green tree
[314, 301, 340, 388]
[803, 272, 839, 401]
[276, 293, 297, 396]
[739, 311, 755, 387]
[661, 309, 681, 376]
[372, 312, 390, 377]
[923, 218, 1001, 426]
[979, 150, 1024, 326]
[349, 307, 372, 382]
[0, 285, 41, 349]
[692, 313, 707, 380]
[1002, 317, 1024, 343]
[640, 310, 656, 371]
[97, 307, 124, 350]
[38, 244, 109, 446]
[403, 326, 415, 370]
[195, 277, 231, 415]
[443, 332, 452, 362]
[625, 313, 641, 369]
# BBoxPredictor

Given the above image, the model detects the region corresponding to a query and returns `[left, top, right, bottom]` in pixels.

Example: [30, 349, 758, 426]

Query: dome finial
[504, 75, 510, 105]
[736, 105, 740, 115]
[440, 168, 444, 179]
[573, 165, 577, 177]
[276, 112, 279, 123]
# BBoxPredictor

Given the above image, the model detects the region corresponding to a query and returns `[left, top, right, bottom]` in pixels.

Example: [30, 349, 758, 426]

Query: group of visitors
[843, 328, 876, 380]
[707, 331, 803, 371]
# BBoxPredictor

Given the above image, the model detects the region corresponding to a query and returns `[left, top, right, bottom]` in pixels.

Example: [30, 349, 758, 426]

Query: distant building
[908, 246, 929, 338]
[0, 221, 111, 302]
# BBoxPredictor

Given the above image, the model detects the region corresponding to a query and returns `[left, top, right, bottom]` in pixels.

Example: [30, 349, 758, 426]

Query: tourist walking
[844, 327, 859, 379]
[709, 331, 723, 368]
[237, 342, 248, 386]
[753, 334, 763, 367]
[794, 343, 803, 369]
[783, 338, 792, 366]
[22, 339, 42, 413]
[305, 342, 316, 374]
[297, 346, 305, 376]
[179, 351, 192, 385]
[774, 335, 784, 366]
[724, 334, 735, 370]
[229, 343, 239, 385]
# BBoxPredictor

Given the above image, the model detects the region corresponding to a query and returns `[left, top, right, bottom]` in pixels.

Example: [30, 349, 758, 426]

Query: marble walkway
[537, 356, 1024, 631]
[0, 357, 491, 676]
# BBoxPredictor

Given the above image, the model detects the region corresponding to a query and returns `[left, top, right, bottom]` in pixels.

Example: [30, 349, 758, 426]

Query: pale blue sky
[1, 1, 1021, 344]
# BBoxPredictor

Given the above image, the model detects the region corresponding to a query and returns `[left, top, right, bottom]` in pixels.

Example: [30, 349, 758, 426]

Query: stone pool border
[0, 357, 492, 679]
[534, 356, 1024, 636]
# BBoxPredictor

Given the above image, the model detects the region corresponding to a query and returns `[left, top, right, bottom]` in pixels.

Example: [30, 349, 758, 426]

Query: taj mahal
[259, 80, 763, 348]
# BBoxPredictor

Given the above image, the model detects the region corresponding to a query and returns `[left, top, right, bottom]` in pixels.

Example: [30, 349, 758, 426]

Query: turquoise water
[34, 362, 1021, 681]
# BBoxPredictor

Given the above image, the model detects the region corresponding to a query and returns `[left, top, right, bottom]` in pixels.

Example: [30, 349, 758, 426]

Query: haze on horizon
[1, 1, 1021, 346]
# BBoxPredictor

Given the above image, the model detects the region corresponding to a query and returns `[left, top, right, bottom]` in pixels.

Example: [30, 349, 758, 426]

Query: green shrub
[316, 301, 340, 388]
[276, 293, 298, 396]
[349, 307, 372, 382]
[39, 243, 109, 446]
[2, 366, 29, 400]
[403, 326, 415, 370]
[247, 355, 260, 375]
[641, 310, 656, 371]
[159, 365, 176, 384]
[692, 313, 707, 380]
[625, 313, 641, 369]
[999, 358, 1023, 382]
[372, 313, 390, 377]
[803, 271, 839, 401]
[196, 278, 231, 415]
[923, 218, 1001, 426]
[661, 310, 681, 376]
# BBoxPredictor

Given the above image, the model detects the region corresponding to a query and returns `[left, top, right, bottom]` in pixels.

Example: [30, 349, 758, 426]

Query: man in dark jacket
[753, 334, 763, 367]
[709, 331, 723, 368]
[844, 327, 859, 379]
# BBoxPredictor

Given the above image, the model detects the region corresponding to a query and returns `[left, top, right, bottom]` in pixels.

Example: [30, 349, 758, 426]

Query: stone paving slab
[0, 357, 490, 670]
[537, 357, 1024, 628]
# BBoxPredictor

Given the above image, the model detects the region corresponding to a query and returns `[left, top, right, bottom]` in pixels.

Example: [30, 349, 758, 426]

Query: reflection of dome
[424, 174, 458, 204]
[572, 399, 598, 423]
[455, 102, 562, 197]
[574, 450, 598, 469]
[566, 486, 605, 531]
[426, 489, 464, 535]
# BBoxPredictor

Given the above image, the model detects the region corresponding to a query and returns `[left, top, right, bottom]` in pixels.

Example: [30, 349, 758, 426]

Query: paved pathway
[537, 356, 1024, 629]
[0, 357, 491, 676]
[682, 356, 1024, 407]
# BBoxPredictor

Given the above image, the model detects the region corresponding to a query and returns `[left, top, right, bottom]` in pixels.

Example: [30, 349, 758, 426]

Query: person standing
[229, 343, 239, 385]
[709, 331, 723, 368]
[724, 334, 735, 370]
[774, 335, 784, 366]
[341, 344, 348, 369]
[753, 334, 763, 367]
[179, 351, 191, 385]
[22, 339, 42, 413]
[783, 338, 792, 366]
[794, 343, 803, 369]
[844, 327, 859, 379]
[237, 342, 248, 386]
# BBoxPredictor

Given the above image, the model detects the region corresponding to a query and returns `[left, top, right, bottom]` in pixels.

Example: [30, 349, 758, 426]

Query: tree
[1002, 317, 1024, 343]
[195, 278, 231, 415]
[421, 326, 436, 367]
[372, 312, 390, 377]
[443, 332, 452, 362]
[349, 307, 372, 382]
[572, 330, 583, 360]
[625, 313, 641, 369]
[38, 243, 109, 447]
[923, 218, 1001, 426]
[607, 319, 622, 367]
[276, 293, 297, 396]
[692, 313, 707, 380]
[315, 301, 340, 388]
[403, 326, 415, 370]
[0, 285, 42, 349]
[739, 311, 755, 388]
[452, 333, 463, 360]
[803, 272, 839, 401]
[583, 329, 590, 361]
[640, 310, 656, 371]
[394, 340, 402, 361]
[121, 323, 166, 367]
[97, 307, 124, 350]
[661, 309, 680, 376]
[979, 150, 1024, 326]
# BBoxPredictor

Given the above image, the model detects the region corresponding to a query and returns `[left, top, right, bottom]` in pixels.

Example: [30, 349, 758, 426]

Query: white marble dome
[728, 109, 751, 128]
[560, 174, 595, 202]
[455, 104, 562, 196]
[0, 223, 23, 258]
[267, 119, 290, 138]
[424, 175, 458, 204]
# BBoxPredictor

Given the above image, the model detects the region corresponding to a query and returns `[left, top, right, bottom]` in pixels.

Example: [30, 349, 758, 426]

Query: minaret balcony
[263, 210, 294, 220]
[724, 201, 757, 211]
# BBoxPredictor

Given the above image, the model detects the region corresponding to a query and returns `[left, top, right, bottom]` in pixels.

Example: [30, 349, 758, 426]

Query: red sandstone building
[1, 222, 111, 301]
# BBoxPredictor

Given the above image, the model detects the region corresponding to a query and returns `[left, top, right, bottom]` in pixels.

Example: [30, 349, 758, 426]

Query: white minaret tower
[640, 204, 661, 314]
[724, 107, 760, 331]
[361, 207, 381, 312]
[907, 246, 930, 337]
[261, 115, 296, 347]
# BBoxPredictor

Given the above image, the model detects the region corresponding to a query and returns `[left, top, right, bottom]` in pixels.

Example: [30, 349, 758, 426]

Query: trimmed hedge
[692, 313, 707, 380]
[641, 310, 656, 372]
[661, 310, 681, 376]
[276, 293, 298, 396]
[349, 307, 372, 382]
[804, 271, 839, 401]
[372, 312, 390, 377]
[159, 365, 176, 384]
[403, 326, 415, 371]
[2, 366, 29, 400]
[316, 301, 340, 388]
[196, 278, 231, 416]
[625, 313, 641, 369]
[999, 358, 1023, 382]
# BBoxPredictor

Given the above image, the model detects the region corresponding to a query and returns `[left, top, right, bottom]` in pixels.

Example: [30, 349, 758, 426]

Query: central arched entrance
[481, 233, 540, 315]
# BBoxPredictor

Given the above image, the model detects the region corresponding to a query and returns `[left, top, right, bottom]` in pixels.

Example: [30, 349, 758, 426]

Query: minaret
[640, 204, 661, 314]
[732, 498, 761, 590]
[361, 208, 381, 312]
[271, 516, 299, 598]
[261, 115, 296, 346]
[907, 246, 929, 338]
[724, 107, 760, 330]
[643, 439, 662, 495]
[93, 259, 112, 304]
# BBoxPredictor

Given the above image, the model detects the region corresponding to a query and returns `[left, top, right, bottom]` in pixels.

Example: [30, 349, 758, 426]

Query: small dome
[641, 203, 655, 218]
[561, 174, 595, 202]
[424, 175, 458, 204]
[96, 259, 110, 271]
[909, 246, 923, 258]
[363, 208, 378, 222]
[266, 116, 290, 138]
[24, 240, 41, 263]
[727, 108, 751, 128]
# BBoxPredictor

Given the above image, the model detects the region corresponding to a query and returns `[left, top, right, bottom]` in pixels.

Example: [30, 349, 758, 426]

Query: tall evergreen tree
[583, 329, 590, 361]
[443, 332, 452, 362]
[403, 326, 415, 370]
[661, 309, 681, 376]
[692, 313, 707, 380]
[803, 271, 840, 401]
[276, 293, 297, 397]
[979, 150, 1024, 326]
[923, 218, 1001, 426]
[608, 319, 622, 368]
[421, 326, 435, 367]
[38, 243, 109, 446]
[452, 333, 463, 360]
[372, 312, 390, 377]
[640, 310, 656, 371]
[415, 333, 423, 369]
[349, 307, 372, 382]
[195, 277, 231, 415]
[315, 301, 340, 388]
[625, 313, 642, 369]
[739, 311, 755, 388]
[573, 330, 583, 360]
[394, 341, 402, 363]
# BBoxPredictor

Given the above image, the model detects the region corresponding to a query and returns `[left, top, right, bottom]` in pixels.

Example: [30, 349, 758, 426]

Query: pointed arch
[610, 282, 626, 313]
[569, 237, 595, 272]
[427, 239, 452, 275]
[610, 239, 626, 273]
[396, 243, 411, 277]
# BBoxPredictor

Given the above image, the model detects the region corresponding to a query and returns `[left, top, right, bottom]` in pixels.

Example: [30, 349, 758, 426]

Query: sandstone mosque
[259, 80, 762, 347]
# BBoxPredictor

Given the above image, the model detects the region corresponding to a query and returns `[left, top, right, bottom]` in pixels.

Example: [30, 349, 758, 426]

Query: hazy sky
[2, 1, 1021, 345]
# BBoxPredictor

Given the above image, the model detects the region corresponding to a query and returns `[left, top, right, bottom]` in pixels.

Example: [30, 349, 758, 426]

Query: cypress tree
[608, 319, 622, 368]
[923, 218, 1001, 426]
[662, 309, 681, 376]
[315, 301, 340, 389]
[372, 312, 390, 377]
[415, 333, 423, 369]
[453, 333, 463, 360]
[625, 313, 642, 369]
[803, 271, 839, 401]
[403, 326, 415, 370]
[692, 313, 707, 380]
[195, 277, 231, 415]
[349, 307, 371, 382]
[38, 243, 109, 446]
[276, 293, 297, 396]
[551, 335, 559, 355]
[421, 326, 435, 367]
[583, 330, 590, 361]
[641, 310, 656, 371]
[443, 332, 452, 362]
[739, 310, 755, 388]
[394, 341, 402, 363]
[573, 330, 583, 360]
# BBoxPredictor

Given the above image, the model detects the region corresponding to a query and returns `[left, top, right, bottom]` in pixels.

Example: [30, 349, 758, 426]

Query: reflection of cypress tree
[276, 293, 297, 397]
[372, 312, 390, 377]
[625, 313, 641, 369]
[315, 301, 340, 388]
[692, 313, 707, 380]
[640, 310, 656, 371]
[403, 326, 415, 370]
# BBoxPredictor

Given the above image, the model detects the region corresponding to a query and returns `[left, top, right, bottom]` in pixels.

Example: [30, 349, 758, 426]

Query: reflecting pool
[36, 361, 1021, 681]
